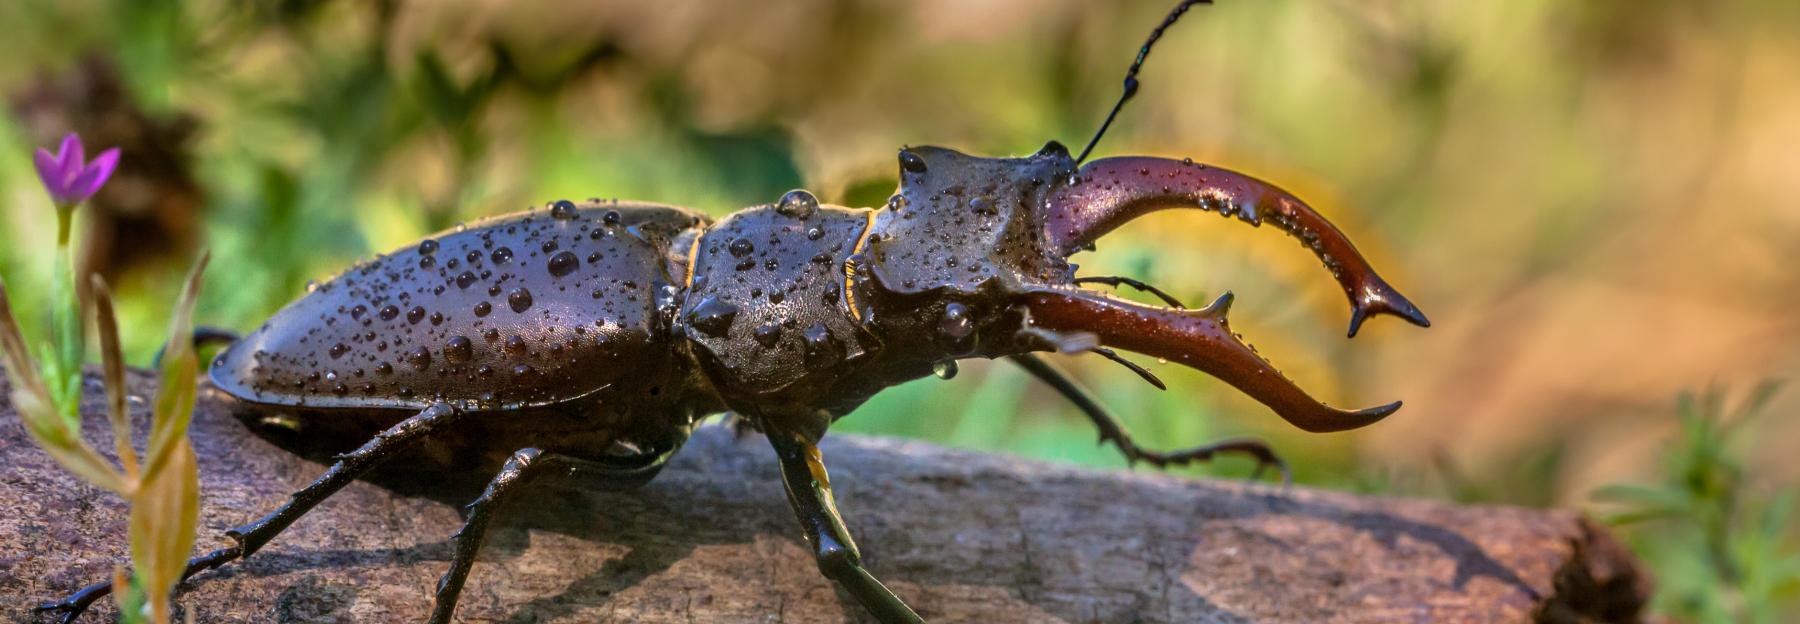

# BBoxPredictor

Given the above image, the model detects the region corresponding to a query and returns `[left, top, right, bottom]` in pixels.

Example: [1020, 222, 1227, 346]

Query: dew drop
[753, 322, 782, 347]
[508, 288, 534, 313]
[940, 302, 973, 340]
[899, 150, 927, 173]
[687, 296, 739, 337]
[729, 238, 755, 258]
[550, 199, 579, 219]
[418, 239, 439, 255]
[328, 343, 350, 359]
[932, 360, 959, 380]
[406, 346, 432, 370]
[456, 271, 477, 289]
[491, 247, 514, 264]
[474, 301, 492, 317]
[547, 251, 580, 277]
[407, 306, 426, 324]
[379, 305, 400, 321]
[444, 336, 473, 363]
[775, 189, 819, 219]
[801, 323, 838, 363]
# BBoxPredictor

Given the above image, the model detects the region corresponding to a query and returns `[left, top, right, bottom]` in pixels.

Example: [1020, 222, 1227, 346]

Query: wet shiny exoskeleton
[39, 3, 1429, 623]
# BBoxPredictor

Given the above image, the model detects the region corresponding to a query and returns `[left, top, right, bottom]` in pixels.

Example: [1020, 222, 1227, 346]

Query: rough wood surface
[0, 371, 1649, 623]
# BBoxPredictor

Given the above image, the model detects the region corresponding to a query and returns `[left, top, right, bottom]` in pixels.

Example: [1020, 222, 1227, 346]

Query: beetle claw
[1044, 156, 1429, 336]
[1025, 288, 1399, 433]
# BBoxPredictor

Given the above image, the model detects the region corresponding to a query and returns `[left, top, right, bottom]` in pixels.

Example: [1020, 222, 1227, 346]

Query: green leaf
[143, 254, 208, 478]
[128, 437, 199, 624]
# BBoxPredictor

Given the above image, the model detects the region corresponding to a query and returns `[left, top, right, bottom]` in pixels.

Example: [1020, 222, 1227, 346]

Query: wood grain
[0, 371, 1649, 622]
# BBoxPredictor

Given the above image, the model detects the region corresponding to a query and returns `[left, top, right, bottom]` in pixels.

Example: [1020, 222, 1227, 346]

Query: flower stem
[49, 206, 84, 427]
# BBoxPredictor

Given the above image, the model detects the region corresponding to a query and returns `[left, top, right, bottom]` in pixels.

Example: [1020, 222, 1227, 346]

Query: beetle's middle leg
[767, 428, 924, 624]
[1010, 353, 1291, 483]
[35, 402, 467, 622]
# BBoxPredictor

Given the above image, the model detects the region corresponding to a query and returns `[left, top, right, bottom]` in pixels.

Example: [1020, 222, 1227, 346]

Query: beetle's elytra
[40, 2, 1428, 622]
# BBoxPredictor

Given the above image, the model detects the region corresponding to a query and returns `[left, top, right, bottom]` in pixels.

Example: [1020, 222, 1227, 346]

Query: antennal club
[1075, 0, 1213, 164]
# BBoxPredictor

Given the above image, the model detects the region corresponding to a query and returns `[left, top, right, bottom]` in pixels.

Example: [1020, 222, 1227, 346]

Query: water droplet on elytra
[550, 199, 579, 219]
[406, 346, 432, 370]
[508, 288, 534, 313]
[547, 251, 579, 277]
[445, 336, 473, 363]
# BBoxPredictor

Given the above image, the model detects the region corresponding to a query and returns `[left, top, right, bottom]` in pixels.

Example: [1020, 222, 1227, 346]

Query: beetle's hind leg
[766, 427, 923, 624]
[35, 403, 467, 623]
[1010, 353, 1291, 484]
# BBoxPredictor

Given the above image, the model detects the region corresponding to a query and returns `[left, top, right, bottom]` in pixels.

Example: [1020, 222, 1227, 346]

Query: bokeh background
[2, 0, 1796, 618]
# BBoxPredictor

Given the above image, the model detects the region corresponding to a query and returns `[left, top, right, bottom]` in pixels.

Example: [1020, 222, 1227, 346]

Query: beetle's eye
[1036, 140, 1070, 158]
[898, 149, 928, 174]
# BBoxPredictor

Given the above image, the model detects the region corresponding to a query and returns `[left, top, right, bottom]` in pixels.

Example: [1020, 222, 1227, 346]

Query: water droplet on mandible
[775, 189, 819, 219]
[547, 251, 580, 277]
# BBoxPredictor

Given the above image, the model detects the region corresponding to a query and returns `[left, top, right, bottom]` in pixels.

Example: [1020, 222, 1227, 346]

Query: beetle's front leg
[35, 402, 466, 622]
[1009, 353, 1290, 483]
[767, 428, 924, 624]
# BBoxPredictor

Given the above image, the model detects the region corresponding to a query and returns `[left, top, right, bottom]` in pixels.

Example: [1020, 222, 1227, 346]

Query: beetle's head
[859, 140, 1430, 434]
[860, 142, 1081, 303]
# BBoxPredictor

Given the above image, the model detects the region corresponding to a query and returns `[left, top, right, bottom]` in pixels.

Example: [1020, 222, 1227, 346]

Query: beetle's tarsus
[1010, 354, 1289, 483]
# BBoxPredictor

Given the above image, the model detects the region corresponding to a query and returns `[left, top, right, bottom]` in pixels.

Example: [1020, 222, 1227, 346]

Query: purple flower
[33, 133, 120, 208]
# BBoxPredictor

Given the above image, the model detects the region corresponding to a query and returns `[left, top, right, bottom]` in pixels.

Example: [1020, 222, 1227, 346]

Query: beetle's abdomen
[212, 201, 709, 411]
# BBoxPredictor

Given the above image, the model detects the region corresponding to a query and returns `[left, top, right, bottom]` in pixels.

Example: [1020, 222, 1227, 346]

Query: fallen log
[0, 371, 1648, 622]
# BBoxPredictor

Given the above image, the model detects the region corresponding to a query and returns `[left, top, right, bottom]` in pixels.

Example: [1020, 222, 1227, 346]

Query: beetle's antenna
[1075, 0, 1212, 164]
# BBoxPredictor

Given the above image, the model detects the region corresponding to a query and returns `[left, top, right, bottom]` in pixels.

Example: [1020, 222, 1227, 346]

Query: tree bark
[0, 371, 1649, 623]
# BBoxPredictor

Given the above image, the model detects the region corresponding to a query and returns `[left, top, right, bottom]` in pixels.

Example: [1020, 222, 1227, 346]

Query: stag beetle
[39, 1, 1427, 622]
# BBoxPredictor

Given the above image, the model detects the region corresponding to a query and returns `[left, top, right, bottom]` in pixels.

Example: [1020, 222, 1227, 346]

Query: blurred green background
[2, 0, 1797, 618]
